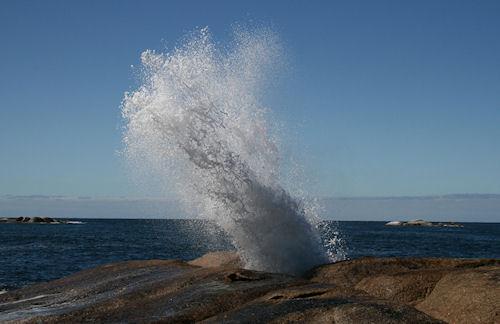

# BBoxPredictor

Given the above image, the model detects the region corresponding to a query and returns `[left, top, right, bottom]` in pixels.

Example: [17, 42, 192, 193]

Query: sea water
[1, 219, 499, 290]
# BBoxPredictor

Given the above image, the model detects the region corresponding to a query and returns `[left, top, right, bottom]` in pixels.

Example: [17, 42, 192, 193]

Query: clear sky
[1, 0, 499, 198]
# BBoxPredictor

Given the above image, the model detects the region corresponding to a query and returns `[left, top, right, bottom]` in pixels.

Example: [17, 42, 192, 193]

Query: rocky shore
[0, 252, 498, 323]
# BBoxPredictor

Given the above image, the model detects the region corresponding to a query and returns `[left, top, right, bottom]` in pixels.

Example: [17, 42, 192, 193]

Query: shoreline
[1, 252, 498, 323]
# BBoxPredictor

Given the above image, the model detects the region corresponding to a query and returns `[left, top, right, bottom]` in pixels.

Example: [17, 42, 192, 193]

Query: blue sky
[1, 0, 499, 199]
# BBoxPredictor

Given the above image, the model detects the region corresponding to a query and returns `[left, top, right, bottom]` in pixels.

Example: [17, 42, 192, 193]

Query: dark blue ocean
[1, 220, 499, 291]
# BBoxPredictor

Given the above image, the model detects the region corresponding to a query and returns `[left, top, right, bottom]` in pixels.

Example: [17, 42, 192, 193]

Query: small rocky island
[0, 217, 82, 224]
[385, 219, 464, 227]
[0, 252, 498, 323]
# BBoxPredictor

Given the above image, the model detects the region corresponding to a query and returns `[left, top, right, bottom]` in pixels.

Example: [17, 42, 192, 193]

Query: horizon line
[2, 192, 500, 201]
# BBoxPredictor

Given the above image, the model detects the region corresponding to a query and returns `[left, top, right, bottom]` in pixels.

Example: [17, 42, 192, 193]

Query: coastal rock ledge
[0, 252, 498, 323]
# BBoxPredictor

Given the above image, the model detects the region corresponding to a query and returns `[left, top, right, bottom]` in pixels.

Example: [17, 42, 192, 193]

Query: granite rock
[0, 253, 498, 323]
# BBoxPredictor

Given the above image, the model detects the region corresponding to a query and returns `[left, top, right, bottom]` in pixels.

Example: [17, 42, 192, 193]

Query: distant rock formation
[0, 217, 82, 224]
[385, 219, 463, 227]
[0, 252, 497, 323]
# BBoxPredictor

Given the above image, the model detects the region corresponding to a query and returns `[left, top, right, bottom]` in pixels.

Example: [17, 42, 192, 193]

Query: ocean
[1, 219, 499, 292]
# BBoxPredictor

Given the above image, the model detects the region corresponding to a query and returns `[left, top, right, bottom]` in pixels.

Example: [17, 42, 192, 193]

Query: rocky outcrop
[385, 219, 463, 227]
[416, 266, 500, 323]
[187, 251, 243, 268]
[308, 257, 499, 323]
[0, 217, 80, 224]
[0, 253, 498, 323]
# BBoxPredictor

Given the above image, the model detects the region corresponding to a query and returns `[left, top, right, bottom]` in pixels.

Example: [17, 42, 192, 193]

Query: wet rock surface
[0, 253, 498, 323]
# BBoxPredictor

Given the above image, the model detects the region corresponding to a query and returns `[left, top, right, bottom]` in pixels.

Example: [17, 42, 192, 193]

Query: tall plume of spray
[122, 27, 329, 275]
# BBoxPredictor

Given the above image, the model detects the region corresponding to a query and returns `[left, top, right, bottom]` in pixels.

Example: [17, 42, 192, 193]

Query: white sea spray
[122, 27, 338, 274]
